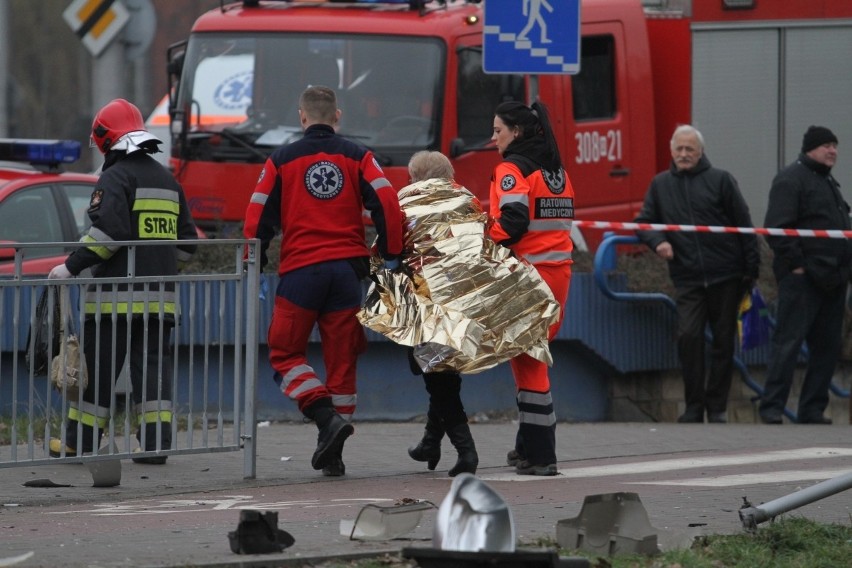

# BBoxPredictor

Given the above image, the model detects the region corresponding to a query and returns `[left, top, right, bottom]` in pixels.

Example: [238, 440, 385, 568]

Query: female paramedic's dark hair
[494, 100, 562, 170]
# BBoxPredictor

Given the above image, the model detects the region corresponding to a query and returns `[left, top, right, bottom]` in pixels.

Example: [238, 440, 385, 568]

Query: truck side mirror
[166, 41, 187, 113]
[450, 138, 497, 158]
[167, 48, 185, 79]
[449, 138, 466, 158]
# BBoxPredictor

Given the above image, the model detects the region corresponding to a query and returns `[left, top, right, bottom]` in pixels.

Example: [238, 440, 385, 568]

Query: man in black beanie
[801, 126, 838, 155]
[761, 125, 850, 424]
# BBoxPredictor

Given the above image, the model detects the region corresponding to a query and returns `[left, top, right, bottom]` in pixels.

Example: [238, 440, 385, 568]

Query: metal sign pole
[739, 471, 852, 529]
[529, 74, 539, 104]
[91, 41, 126, 165]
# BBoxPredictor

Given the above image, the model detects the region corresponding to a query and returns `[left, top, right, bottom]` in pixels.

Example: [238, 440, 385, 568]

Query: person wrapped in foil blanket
[358, 177, 560, 375]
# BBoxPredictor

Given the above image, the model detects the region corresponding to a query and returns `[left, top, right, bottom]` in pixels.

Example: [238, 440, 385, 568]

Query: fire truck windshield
[175, 33, 444, 164]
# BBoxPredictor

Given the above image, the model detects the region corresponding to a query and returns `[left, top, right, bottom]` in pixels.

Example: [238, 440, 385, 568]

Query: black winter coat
[764, 154, 852, 291]
[634, 154, 760, 288]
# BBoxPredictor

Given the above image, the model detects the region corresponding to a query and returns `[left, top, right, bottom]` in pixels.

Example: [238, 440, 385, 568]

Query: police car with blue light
[0, 139, 98, 277]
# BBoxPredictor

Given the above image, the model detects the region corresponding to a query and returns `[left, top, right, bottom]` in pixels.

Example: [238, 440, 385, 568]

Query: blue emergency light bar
[0, 139, 81, 165]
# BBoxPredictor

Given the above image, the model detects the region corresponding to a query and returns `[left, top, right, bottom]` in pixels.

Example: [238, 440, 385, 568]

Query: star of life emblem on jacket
[500, 174, 516, 191]
[305, 160, 344, 200]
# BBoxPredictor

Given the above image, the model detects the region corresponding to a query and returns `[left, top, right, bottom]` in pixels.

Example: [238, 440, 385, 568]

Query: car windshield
[177, 33, 444, 155]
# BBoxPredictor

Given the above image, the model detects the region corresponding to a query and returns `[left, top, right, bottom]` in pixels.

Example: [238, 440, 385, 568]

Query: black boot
[514, 421, 557, 476]
[446, 423, 478, 477]
[408, 408, 444, 470]
[133, 422, 172, 465]
[49, 420, 101, 457]
[307, 402, 354, 471]
[322, 456, 346, 477]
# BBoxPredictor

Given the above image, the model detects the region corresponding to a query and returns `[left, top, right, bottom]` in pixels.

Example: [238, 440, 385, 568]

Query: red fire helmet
[91, 98, 147, 154]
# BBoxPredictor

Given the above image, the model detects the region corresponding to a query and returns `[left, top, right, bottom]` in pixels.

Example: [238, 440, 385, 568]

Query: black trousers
[83, 317, 174, 412]
[759, 274, 845, 421]
[408, 347, 467, 429]
[674, 278, 744, 416]
[423, 372, 467, 429]
[66, 317, 174, 452]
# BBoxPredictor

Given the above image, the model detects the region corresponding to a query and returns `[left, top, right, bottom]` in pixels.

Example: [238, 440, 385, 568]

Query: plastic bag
[51, 333, 88, 393]
[738, 287, 771, 350]
[49, 286, 88, 393]
[25, 285, 60, 375]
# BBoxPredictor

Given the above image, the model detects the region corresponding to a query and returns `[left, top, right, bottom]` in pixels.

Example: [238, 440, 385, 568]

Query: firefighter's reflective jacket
[64, 151, 197, 318]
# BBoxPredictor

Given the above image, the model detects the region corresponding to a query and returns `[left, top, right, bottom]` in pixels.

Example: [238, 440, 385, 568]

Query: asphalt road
[1, 421, 850, 567]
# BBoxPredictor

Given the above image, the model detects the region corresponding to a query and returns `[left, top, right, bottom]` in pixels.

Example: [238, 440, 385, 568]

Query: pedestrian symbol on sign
[518, 0, 554, 44]
[483, 0, 581, 75]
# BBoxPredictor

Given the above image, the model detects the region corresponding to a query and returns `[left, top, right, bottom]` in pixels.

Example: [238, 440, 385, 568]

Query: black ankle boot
[446, 423, 478, 477]
[408, 415, 444, 470]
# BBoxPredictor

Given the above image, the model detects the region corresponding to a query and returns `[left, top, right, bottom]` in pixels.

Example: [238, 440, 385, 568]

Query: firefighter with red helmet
[244, 86, 403, 476]
[48, 98, 198, 464]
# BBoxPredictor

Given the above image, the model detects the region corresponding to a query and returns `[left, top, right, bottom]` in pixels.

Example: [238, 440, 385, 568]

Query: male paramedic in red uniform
[244, 86, 403, 476]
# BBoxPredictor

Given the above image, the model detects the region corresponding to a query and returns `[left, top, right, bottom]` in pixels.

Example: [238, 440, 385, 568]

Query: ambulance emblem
[500, 174, 516, 191]
[305, 161, 344, 200]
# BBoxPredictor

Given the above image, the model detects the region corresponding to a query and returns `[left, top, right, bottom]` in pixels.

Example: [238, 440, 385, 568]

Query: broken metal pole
[739, 470, 852, 530]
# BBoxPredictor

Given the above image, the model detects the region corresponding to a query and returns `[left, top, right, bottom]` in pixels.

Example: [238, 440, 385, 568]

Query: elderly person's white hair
[670, 124, 705, 149]
[408, 150, 454, 182]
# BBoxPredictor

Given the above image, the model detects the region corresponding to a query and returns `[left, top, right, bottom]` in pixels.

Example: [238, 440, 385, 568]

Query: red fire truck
[166, 0, 852, 246]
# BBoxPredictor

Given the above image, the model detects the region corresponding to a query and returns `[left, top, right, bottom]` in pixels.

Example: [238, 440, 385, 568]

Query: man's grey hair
[408, 150, 454, 182]
[670, 124, 705, 149]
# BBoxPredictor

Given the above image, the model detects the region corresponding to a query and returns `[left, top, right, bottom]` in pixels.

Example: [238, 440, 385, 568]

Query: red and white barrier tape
[573, 220, 852, 239]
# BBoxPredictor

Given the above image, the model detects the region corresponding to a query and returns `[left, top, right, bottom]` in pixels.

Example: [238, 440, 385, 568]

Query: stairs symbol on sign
[483, 26, 574, 73]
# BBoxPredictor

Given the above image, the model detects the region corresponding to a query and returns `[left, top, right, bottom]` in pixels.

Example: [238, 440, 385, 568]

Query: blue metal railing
[592, 233, 849, 423]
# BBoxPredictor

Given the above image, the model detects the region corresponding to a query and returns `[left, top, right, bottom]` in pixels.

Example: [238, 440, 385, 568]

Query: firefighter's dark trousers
[64, 316, 174, 453]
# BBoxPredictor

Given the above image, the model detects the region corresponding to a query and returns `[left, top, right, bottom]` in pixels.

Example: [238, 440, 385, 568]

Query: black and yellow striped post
[62, 0, 130, 57]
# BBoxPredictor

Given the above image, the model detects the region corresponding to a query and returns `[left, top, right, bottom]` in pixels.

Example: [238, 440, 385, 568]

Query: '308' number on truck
[575, 130, 622, 164]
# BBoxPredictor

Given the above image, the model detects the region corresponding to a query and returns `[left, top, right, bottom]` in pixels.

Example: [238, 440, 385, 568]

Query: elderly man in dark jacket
[635, 125, 760, 423]
[759, 125, 851, 425]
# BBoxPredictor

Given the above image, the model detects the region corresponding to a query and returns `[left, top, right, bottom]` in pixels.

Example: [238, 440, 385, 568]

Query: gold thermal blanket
[357, 178, 561, 374]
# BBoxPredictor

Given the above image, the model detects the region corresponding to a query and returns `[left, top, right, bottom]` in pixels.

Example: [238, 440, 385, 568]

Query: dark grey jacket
[635, 154, 760, 288]
[764, 154, 852, 290]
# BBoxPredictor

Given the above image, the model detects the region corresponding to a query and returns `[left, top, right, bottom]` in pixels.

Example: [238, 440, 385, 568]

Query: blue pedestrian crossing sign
[483, 0, 581, 75]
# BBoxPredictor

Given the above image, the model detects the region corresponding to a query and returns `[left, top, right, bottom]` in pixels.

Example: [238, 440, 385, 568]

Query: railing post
[243, 239, 260, 479]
